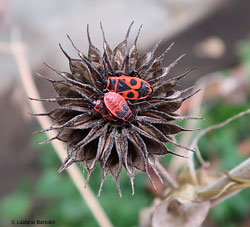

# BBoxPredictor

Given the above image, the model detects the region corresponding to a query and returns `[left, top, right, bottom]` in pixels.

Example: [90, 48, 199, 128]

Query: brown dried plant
[31, 22, 199, 196]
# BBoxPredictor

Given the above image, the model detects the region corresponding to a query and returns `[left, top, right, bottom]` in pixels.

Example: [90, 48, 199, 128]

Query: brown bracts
[31, 22, 200, 196]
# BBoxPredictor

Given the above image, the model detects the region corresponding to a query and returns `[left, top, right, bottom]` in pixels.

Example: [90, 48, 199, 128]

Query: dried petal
[152, 198, 210, 227]
[87, 25, 104, 72]
[112, 22, 133, 71]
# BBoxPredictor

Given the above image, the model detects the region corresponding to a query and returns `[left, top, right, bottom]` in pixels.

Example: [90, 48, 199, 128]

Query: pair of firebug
[94, 76, 152, 121]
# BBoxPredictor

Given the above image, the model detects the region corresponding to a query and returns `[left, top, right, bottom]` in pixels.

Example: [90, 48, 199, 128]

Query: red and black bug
[106, 76, 152, 100]
[103, 91, 132, 121]
[93, 92, 132, 121]
[93, 99, 117, 121]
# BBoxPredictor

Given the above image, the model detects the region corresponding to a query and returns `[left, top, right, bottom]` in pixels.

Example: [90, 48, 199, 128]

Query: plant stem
[156, 160, 179, 189]
[196, 108, 250, 207]
[199, 157, 250, 207]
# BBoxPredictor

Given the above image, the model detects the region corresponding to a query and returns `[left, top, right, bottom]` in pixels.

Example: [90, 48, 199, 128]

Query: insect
[93, 99, 117, 121]
[105, 76, 152, 100]
[99, 91, 132, 121]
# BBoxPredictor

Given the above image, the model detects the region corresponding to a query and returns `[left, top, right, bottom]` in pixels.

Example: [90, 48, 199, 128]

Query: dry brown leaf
[152, 198, 210, 227]
[140, 206, 155, 227]
[196, 167, 220, 187]
[170, 184, 197, 204]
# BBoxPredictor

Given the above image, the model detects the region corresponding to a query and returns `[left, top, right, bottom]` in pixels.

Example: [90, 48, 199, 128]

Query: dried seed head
[33, 23, 199, 196]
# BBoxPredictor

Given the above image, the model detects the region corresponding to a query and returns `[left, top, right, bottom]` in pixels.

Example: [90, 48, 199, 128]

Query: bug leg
[93, 81, 105, 95]
[108, 70, 123, 76]
[108, 71, 114, 76]
[93, 86, 104, 95]
[128, 69, 140, 77]
[115, 70, 125, 76]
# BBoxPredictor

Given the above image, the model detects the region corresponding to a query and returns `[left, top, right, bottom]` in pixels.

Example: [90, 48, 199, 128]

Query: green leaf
[34, 169, 76, 199]
[0, 185, 31, 222]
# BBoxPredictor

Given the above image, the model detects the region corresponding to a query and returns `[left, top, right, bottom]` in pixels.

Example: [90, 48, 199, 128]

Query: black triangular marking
[116, 80, 131, 92]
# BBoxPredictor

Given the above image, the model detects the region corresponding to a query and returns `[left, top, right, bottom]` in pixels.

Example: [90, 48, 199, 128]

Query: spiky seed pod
[32, 22, 199, 196]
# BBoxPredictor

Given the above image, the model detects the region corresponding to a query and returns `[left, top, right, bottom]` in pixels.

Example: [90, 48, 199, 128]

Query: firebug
[106, 76, 152, 100]
[93, 99, 117, 121]
[103, 92, 132, 121]
[93, 92, 132, 121]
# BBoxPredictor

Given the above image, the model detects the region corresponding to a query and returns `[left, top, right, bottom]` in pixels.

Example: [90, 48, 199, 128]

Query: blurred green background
[0, 40, 249, 227]
[0, 0, 250, 227]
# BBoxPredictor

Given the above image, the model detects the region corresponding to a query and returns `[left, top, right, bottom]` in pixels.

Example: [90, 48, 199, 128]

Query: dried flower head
[32, 22, 199, 196]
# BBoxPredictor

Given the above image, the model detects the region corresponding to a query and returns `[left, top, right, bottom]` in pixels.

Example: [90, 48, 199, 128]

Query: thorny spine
[32, 22, 199, 196]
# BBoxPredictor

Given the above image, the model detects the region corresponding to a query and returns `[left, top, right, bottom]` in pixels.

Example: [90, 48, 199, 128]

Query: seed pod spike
[59, 43, 71, 61]
[100, 22, 115, 74]
[183, 89, 201, 102]
[86, 24, 92, 45]
[134, 24, 142, 45]
[35, 72, 55, 83]
[31, 23, 200, 196]
[148, 54, 186, 84]
[159, 42, 175, 60]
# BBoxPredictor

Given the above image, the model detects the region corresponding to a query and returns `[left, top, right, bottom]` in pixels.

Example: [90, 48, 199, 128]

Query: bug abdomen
[104, 92, 132, 121]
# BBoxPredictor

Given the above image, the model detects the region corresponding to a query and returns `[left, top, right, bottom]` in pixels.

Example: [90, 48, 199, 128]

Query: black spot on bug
[130, 79, 137, 86]
[138, 82, 150, 98]
[127, 92, 134, 98]
[116, 110, 126, 118]
[122, 103, 129, 111]
[116, 103, 129, 118]
[108, 78, 116, 90]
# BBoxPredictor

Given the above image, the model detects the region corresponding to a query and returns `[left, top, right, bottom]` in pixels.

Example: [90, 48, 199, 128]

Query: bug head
[93, 99, 102, 111]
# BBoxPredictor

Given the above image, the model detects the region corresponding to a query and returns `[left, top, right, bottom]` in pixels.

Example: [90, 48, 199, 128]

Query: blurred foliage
[0, 40, 250, 227]
[0, 132, 153, 227]
[200, 101, 250, 226]
[199, 39, 250, 227]
[238, 40, 250, 65]
[0, 183, 31, 222]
